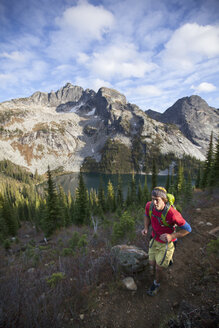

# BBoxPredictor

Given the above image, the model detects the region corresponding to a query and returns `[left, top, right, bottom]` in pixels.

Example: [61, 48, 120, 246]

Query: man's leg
[155, 264, 164, 284]
[149, 260, 156, 275]
[147, 241, 174, 296]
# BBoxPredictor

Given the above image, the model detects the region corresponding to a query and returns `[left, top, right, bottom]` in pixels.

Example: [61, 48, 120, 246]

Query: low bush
[46, 272, 65, 288]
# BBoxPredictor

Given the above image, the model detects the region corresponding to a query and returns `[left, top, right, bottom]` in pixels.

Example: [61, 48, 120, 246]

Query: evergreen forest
[0, 133, 218, 245]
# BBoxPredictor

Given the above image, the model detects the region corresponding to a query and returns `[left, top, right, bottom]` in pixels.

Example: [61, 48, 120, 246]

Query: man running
[142, 186, 192, 296]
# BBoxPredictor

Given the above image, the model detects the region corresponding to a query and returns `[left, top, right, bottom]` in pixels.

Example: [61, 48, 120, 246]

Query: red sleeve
[145, 201, 152, 217]
[167, 207, 186, 227]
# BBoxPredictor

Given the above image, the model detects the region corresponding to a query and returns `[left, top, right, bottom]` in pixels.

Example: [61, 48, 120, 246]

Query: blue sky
[0, 0, 219, 112]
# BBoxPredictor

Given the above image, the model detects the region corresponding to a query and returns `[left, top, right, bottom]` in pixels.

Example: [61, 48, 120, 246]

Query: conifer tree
[175, 160, 185, 197]
[58, 185, 70, 227]
[89, 188, 99, 216]
[151, 159, 157, 190]
[184, 172, 193, 204]
[97, 177, 106, 213]
[1, 194, 18, 236]
[44, 166, 62, 236]
[0, 193, 9, 239]
[74, 171, 89, 224]
[165, 169, 170, 192]
[106, 180, 115, 212]
[126, 186, 131, 207]
[169, 167, 175, 194]
[201, 132, 214, 188]
[137, 182, 143, 205]
[130, 173, 136, 204]
[116, 175, 123, 209]
[195, 164, 202, 189]
[209, 136, 219, 187]
[143, 175, 150, 205]
[67, 190, 75, 223]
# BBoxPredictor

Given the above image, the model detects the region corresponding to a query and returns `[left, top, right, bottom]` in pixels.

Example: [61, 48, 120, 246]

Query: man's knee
[156, 264, 164, 272]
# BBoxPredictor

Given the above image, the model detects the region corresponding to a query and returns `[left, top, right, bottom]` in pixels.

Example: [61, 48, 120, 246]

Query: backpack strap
[161, 203, 171, 227]
[149, 201, 173, 229]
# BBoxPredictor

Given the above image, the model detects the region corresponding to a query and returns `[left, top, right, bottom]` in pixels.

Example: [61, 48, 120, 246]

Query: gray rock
[122, 277, 137, 290]
[146, 95, 219, 156]
[111, 245, 148, 274]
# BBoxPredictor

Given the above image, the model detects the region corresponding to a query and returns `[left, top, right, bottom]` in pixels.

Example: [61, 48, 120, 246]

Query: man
[142, 186, 192, 296]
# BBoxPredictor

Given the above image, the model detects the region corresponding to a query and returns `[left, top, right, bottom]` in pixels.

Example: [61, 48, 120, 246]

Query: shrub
[46, 272, 65, 288]
[78, 234, 88, 253]
[112, 211, 135, 243]
[3, 239, 11, 250]
[207, 238, 219, 256]
[68, 231, 80, 250]
[62, 248, 73, 256]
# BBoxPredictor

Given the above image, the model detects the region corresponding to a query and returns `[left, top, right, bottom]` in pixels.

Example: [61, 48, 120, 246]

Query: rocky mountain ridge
[0, 83, 215, 174]
[146, 95, 219, 152]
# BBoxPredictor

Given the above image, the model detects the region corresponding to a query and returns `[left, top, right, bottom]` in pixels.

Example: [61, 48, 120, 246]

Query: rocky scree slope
[0, 83, 207, 174]
[146, 95, 219, 153]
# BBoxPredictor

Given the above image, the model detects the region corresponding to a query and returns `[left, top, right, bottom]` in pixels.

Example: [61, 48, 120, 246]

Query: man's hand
[141, 228, 148, 236]
[160, 233, 173, 243]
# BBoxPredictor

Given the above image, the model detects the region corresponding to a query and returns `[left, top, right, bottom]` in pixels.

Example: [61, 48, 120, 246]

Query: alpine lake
[54, 172, 169, 197]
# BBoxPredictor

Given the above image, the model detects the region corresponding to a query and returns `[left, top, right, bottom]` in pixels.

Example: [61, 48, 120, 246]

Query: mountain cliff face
[146, 95, 219, 151]
[0, 83, 212, 174]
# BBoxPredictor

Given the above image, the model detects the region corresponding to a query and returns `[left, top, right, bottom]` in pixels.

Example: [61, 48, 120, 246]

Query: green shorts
[148, 239, 175, 268]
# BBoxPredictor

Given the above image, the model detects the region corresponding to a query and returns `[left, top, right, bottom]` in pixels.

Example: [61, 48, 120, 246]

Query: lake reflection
[55, 172, 168, 197]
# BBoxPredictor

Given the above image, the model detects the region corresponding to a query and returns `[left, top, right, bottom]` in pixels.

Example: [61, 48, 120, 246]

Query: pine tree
[89, 188, 99, 216]
[1, 193, 18, 236]
[58, 186, 70, 227]
[201, 132, 214, 188]
[116, 175, 123, 209]
[143, 175, 150, 205]
[74, 172, 90, 224]
[0, 193, 10, 239]
[184, 172, 193, 204]
[175, 160, 185, 197]
[126, 186, 131, 207]
[130, 173, 136, 204]
[98, 177, 106, 213]
[165, 169, 170, 192]
[137, 182, 143, 205]
[151, 158, 157, 191]
[44, 166, 62, 236]
[169, 167, 175, 194]
[195, 164, 202, 189]
[106, 180, 115, 212]
[209, 136, 219, 187]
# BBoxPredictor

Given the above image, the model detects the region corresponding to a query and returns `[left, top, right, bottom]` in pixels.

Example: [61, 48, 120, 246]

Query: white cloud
[56, 1, 114, 40]
[87, 43, 157, 79]
[162, 23, 219, 70]
[0, 50, 34, 70]
[191, 82, 217, 93]
[133, 85, 162, 97]
[0, 73, 18, 88]
[74, 76, 112, 91]
[76, 52, 90, 64]
[48, 1, 114, 60]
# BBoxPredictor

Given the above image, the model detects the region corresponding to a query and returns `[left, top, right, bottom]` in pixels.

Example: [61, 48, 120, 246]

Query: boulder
[122, 277, 137, 291]
[111, 245, 148, 274]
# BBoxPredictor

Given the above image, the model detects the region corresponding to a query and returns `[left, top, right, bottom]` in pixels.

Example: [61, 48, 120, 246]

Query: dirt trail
[81, 190, 219, 328]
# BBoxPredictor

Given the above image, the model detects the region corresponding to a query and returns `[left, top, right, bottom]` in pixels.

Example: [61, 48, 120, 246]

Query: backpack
[149, 193, 175, 228]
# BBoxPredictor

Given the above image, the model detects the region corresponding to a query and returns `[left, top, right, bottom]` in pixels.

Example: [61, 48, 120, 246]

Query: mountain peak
[97, 87, 127, 105]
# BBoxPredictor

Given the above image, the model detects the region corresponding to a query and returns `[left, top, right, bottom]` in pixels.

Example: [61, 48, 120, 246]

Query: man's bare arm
[142, 215, 151, 235]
